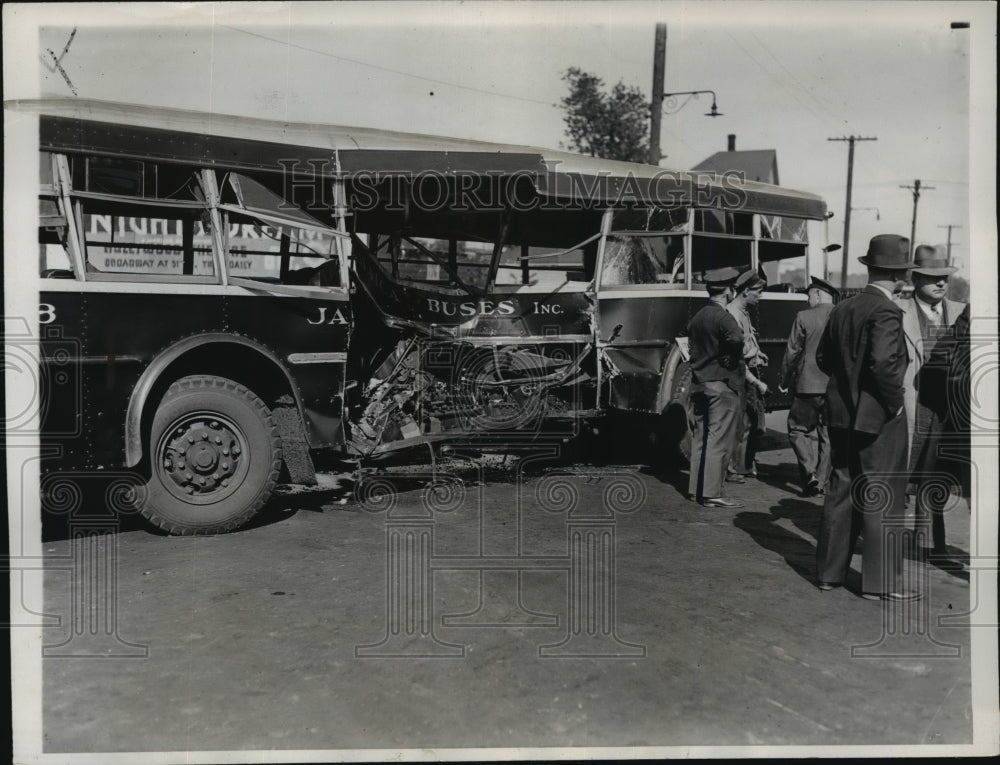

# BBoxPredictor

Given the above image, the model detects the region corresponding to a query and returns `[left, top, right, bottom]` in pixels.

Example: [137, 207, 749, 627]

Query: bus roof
[9, 98, 828, 219]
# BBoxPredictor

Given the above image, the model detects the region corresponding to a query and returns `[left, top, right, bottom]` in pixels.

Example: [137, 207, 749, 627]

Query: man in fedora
[814, 234, 918, 600]
[686, 267, 745, 508]
[899, 245, 968, 559]
[779, 275, 839, 496]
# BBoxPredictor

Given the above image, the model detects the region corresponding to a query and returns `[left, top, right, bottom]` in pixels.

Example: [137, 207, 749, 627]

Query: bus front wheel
[141, 375, 282, 535]
[659, 363, 692, 468]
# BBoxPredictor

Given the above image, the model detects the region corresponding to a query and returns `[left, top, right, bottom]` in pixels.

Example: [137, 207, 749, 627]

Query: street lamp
[662, 90, 724, 117]
[821, 244, 841, 284]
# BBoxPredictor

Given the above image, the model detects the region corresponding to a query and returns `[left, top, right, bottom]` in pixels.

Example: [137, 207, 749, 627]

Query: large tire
[659, 363, 692, 467]
[140, 376, 282, 535]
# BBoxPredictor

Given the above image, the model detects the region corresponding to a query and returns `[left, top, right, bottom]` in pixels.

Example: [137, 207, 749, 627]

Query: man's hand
[756, 380, 769, 396]
[758, 352, 769, 367]
[778, 384, 789, 395]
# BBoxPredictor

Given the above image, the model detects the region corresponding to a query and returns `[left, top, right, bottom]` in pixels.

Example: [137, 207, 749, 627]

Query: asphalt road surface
[39, 416, 976, 754]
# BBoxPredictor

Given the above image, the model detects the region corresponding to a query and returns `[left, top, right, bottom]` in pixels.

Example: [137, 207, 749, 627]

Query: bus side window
[219, 173, 343, 286]
[690, 209, 753, 282]
[601, 235, 685, 287]
[758, 215, 809, 291]
[80, 204, 216, 278]
[225, 215, 341, 286]
[39, 198, 75, 279]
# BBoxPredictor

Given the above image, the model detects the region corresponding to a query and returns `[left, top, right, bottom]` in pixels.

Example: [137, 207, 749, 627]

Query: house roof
[691, 150, 780, 185]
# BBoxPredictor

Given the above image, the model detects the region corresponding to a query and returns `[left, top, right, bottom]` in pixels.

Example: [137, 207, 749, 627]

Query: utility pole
[828, 136, 877, 288]
[648, 23, 667, 166]
[937, 223, 961, 267]
[900, 180, 936, 258]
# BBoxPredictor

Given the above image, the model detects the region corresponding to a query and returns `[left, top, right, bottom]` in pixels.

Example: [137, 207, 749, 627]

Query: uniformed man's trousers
[729, 374, 766, 476]
[688, 380, 740, 500]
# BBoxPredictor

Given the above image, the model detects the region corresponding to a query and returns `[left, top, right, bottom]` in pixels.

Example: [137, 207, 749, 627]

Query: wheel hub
[160, 418, 243, 496]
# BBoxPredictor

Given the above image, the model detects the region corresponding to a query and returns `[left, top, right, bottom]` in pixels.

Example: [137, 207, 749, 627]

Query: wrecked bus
[16, 99, 828, 534]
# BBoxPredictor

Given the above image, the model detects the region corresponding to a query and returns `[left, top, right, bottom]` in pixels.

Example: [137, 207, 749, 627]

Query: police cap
[735, 268, 766, 291]
[703, 267, 740, 287]
[809, 276, 838, 298]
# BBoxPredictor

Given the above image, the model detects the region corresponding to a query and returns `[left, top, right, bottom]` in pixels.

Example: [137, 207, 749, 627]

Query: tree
[559, 67, 650, 163]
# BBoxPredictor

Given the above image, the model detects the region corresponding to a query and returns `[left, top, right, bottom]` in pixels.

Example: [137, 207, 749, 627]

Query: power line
[724, 31, 832, 130]
[222, 25, 559, 108]
[747, 31, 844, 125]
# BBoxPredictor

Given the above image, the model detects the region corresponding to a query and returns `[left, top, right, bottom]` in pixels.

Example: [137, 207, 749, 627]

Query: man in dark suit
[779, 276, 838, 496]
[686, 267, 745, 508]
[814, 234, 919, 600]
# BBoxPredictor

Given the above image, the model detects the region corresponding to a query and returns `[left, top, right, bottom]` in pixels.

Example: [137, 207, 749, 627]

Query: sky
[5, 1, 995, 280]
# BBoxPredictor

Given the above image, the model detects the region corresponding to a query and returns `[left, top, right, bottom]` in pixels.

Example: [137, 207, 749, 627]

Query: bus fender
[124, 333, 304, 468]
[654, 342, 690, 414]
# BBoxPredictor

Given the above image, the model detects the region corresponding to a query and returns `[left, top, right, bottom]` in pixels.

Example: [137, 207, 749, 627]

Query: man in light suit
[899, 245, 968, 558]
[779, 276, 838, 496]
[815, 234, 918, 601]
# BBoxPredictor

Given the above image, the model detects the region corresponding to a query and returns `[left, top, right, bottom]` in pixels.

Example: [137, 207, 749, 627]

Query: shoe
[817, 581, 841, 591]
[862, 590, 922, 602]
[725, 473, 746, 484]
[700, 497, 745, 509]
[749, 462, 759, 478]
[806, 474, 821, 494]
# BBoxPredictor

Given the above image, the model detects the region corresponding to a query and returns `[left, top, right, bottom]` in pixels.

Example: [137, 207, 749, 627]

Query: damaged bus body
[18, 100, 828, 534]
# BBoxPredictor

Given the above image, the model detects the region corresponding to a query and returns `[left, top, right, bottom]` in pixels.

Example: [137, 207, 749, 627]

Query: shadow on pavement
[733, 497, 826, 588]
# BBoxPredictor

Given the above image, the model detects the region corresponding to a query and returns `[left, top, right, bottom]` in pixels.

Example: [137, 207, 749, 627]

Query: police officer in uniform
[686, 267, 746, 508]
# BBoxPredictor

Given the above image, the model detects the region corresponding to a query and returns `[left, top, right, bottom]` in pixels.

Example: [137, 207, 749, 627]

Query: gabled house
[692, 134, 779, 185]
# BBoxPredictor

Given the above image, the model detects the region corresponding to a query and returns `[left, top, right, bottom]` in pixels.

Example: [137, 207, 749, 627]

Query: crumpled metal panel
[601, 345, 670, 413]
[349, 337, 595, 456]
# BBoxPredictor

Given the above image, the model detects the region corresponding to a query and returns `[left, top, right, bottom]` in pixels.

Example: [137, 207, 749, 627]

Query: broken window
[366, 233, 492, 296]
[497, 240, 592, 287]
[601, 234, 686, 287]
[39, 152, 73, 278]
[611, 206, 688, 233]
[690, 208, 753, 282]
[758, 214, 810, 291]
[219, 173, 343, 286]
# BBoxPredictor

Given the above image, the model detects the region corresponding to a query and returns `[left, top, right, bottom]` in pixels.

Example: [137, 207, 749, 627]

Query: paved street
[41, 416, 974, 753]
